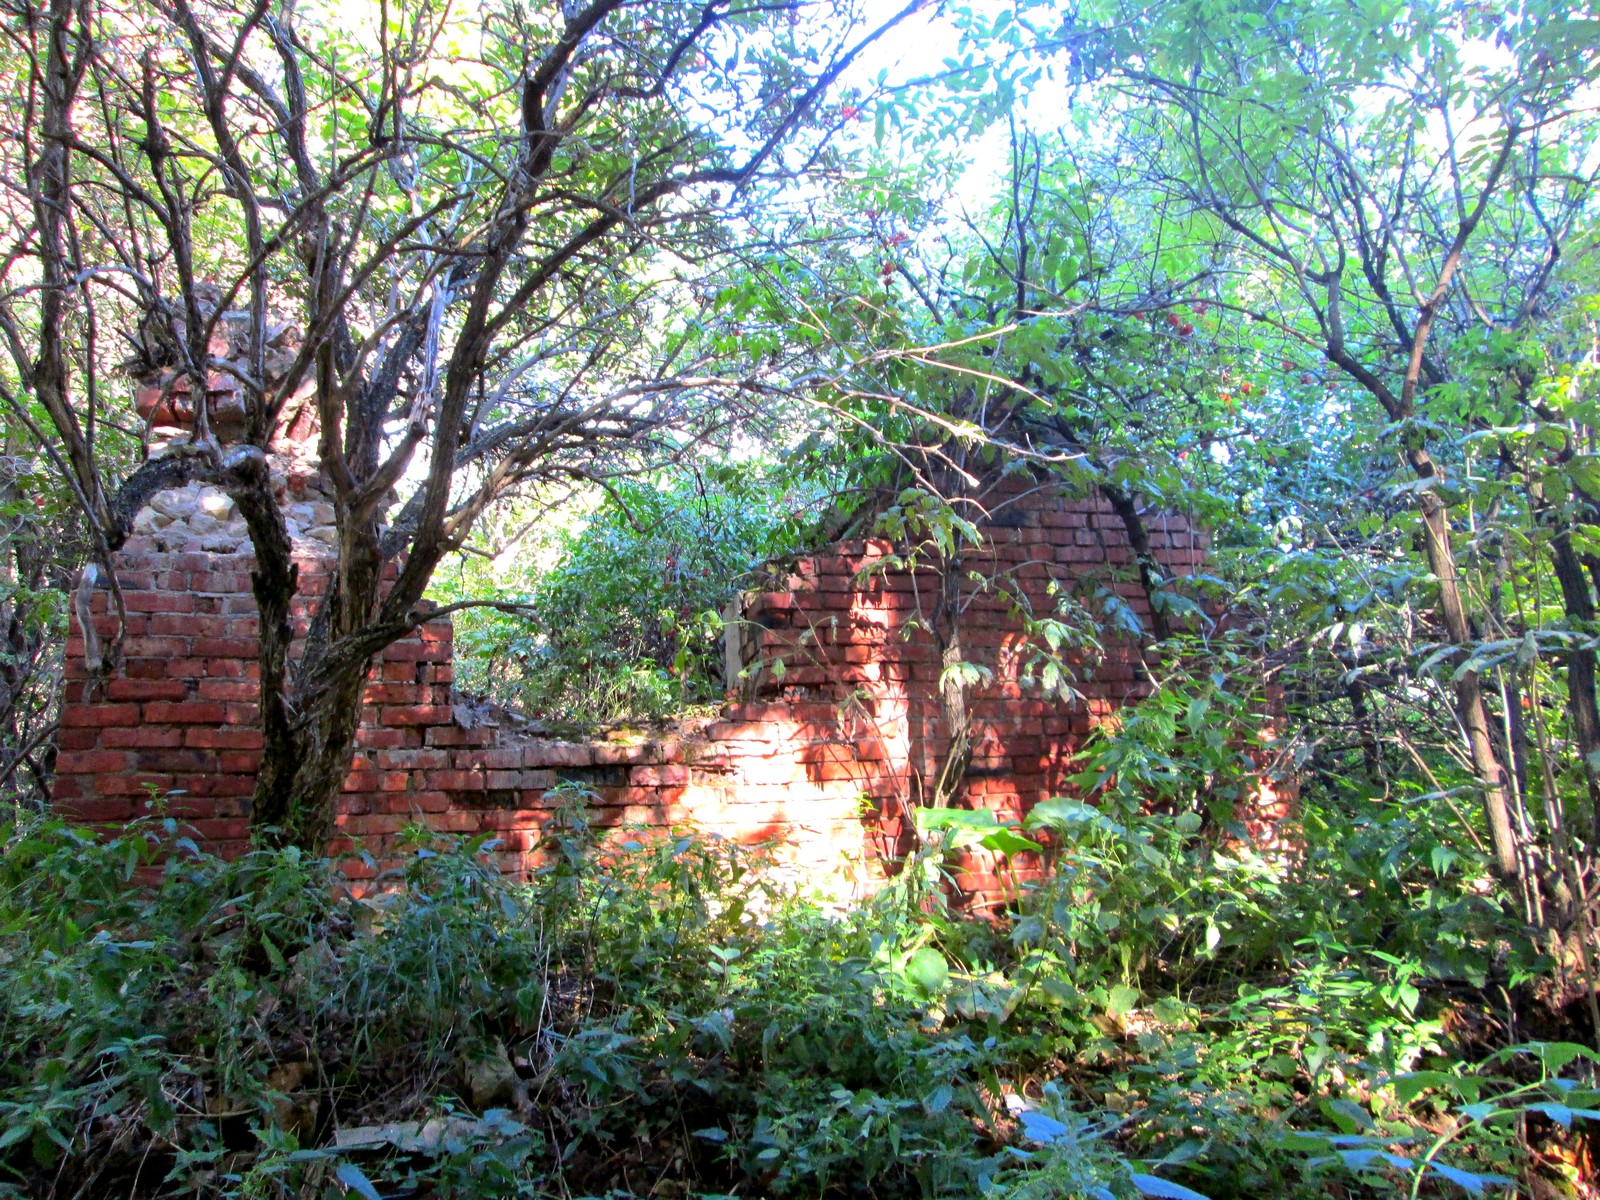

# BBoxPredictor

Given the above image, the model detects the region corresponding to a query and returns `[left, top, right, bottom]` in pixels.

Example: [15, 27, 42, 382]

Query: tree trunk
[1100, 482, 1174, 643]
[252, 661, 371, 851]
[1415, 480, 1520, 879]
[1549, 527, 1600, 846]
[932, 635, 975, 808]
[233, 453, 401, 852]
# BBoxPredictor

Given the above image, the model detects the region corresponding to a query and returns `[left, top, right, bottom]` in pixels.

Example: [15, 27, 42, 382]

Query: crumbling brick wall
[53, 481, 1249, 904]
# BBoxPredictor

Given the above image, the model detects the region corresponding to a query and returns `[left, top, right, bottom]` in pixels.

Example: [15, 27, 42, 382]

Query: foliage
[432, 464, 825, 726]
[4, 750, 1592, 1200]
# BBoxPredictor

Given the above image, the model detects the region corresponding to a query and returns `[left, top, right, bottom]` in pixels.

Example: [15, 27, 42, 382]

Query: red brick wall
[54, 485, 1236, 904]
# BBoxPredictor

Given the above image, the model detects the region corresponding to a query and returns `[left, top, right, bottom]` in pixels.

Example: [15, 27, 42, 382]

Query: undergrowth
[0, 783, 1593, 1198]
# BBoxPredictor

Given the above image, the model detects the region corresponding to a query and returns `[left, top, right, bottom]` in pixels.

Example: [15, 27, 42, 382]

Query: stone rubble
[125, 286, 342, 555]
[130, 479, 341, 554]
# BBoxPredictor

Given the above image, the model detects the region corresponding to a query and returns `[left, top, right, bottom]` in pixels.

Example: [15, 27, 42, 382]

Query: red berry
[1179, 323, 1194, 336]
[1165, 312, 1182, 328]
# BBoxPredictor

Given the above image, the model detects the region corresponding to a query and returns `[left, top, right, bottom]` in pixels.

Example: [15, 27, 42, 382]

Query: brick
[184, 774, 256, 798]
[522, 742, 593, 768]
[188, 817, 252, 841]
[55, 728, 99, 752]
[426, 769, 483, 791]
[378, 704, 453, 727]
[363, 683, 424, 705]
[458, 748, 518, 770]
[197, 679, 259, 702]
[122, 652, 166, 681]
[126, 637, 191, 659]
[382, 641, 448, 663]
[55, 749, 130, 774]
[60, 703, 142, 728]
[359, 727, 418, 749]
[376, 748, 449, 771]
[406, 790, 452, 814]
[144, 701, 228, 724]
[102, 725, 184, 750]
[97, 772, 176, 796]
[185, 727, 264, 750]
[105, 678, 190, 702]
[191, 638, 258, 658]
[124, 591, 194, 614]
[57, 797, 138, 822]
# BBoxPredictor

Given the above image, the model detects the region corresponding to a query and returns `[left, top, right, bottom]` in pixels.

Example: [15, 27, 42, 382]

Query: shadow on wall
[53, 480, 1270, 907]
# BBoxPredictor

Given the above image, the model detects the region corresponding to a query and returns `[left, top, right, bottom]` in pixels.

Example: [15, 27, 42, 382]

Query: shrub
[0, 785, 1574, 1200]
[435, 465, 823, 727]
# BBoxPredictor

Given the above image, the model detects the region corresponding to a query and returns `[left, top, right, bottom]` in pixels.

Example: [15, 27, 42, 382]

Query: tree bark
[1548, 526, 1600, 845]
[1100, 482, 1174, 643]
[1414, 478, 1520, 879]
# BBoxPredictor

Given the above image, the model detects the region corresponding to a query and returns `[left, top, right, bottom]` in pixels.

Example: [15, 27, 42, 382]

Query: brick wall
[53, 483, 1270, 904]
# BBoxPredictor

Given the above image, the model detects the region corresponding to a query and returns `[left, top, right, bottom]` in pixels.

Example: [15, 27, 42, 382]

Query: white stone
[309, 525, 339, 546]
[149, 489, 192, 520]
[198, 489, 234, 519]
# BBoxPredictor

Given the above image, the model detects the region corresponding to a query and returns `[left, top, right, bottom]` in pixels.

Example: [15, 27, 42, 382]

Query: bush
[434, 465, 822, 728]
[0, 780, 1575, 1200]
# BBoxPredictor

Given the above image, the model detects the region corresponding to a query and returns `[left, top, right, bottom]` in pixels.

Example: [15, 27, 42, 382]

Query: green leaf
[1024, 797, 1105, 832]
[1425, 1161, 1514, 1194]
[905, 947, 950, 995]
[915, 806, 1000, 832]
[1107, 984, 1140, 1018]
[1129, 1173, 1213, 1199]
[1522, 1042, 1600, 1073]
[979, 827, 1043, 857]
[1390, 1070, 1459, 1105]
[335, 1162, 382, 1200]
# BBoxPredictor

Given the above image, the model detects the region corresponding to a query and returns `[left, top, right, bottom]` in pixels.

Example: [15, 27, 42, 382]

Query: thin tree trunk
[1100, 482, 1174, 643]
[1414, 481, 1520, 879]
[1549, 527, 1600, 846]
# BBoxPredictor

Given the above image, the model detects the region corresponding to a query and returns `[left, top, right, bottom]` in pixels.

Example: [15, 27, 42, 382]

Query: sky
[837, 1, 1029, 219]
